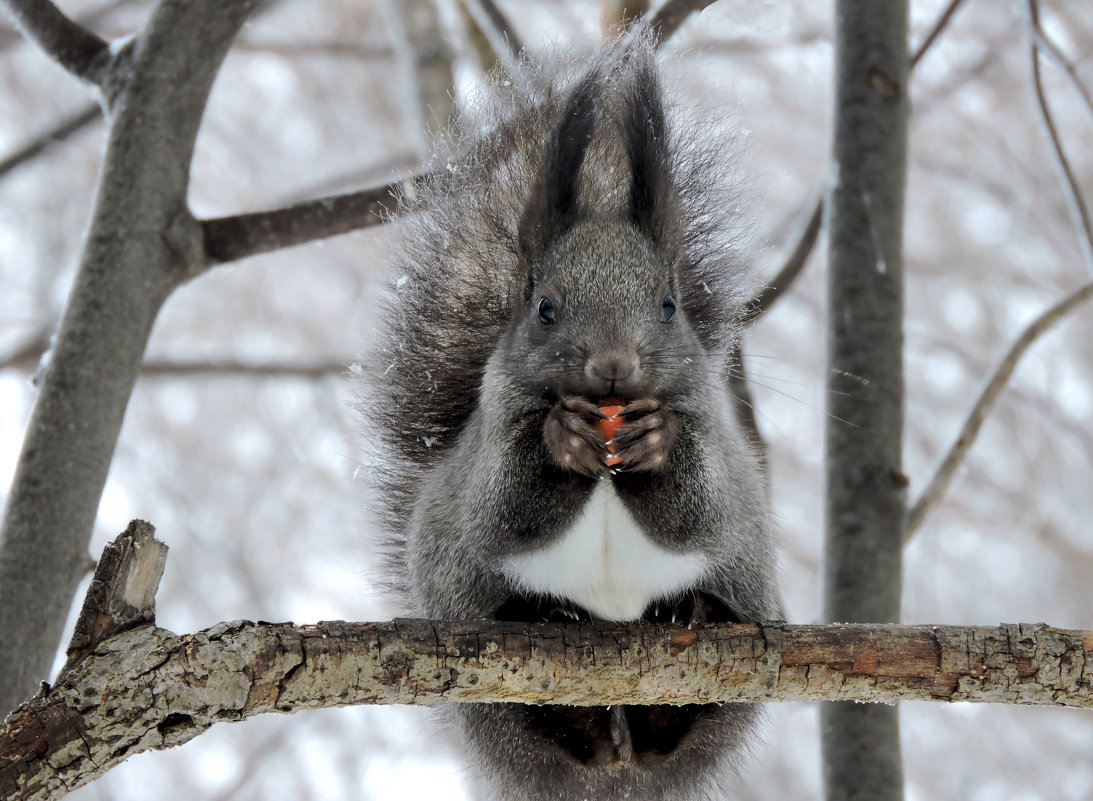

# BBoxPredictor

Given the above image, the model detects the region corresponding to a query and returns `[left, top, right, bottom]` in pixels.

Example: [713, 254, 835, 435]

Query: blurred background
[2, 0, 1092, 798]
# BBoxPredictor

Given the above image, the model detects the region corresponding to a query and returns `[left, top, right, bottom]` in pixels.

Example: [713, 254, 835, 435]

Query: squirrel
[359, 35, 783, 801]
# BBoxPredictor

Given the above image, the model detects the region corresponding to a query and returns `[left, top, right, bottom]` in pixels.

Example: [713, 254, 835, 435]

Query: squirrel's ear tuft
[518, 70, 601, 263]
[623, 57, 676, 247]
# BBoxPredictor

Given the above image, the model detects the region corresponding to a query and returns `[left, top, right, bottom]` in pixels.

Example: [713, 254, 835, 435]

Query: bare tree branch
[0, 0, 135, 51]
[1030, 22, 1093, 127]
[0, 102, 101, 179]
[909, 0, 967, 69]
[2, 524, 1091, 801]
[0, 0, 260, 716]
[1026, 0, 1093, 272]
[201, 182, 402, 267]
[0, 0, 111, 84]
[905, 280, 1093, 541]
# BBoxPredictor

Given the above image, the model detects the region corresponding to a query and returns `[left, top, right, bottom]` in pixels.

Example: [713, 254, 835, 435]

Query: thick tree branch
[2, 525, 1092, 801]
[906, 280, 1093, 541]
[1, 0, 110, 84]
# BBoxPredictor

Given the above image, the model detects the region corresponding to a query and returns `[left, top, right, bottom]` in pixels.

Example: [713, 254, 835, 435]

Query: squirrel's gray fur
[359, 35, 782, 801]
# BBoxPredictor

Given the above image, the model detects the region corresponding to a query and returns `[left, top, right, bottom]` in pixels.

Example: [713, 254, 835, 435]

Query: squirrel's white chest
[502, 482, 708, 621]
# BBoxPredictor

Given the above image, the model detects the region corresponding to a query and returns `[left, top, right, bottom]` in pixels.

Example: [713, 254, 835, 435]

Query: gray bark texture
[822, 2, 909, 801]
[3, 525, 1092, 801]
[0, 0, 259, 716]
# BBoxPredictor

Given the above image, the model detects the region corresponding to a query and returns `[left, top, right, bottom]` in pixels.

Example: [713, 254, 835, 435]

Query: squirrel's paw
[612, 398, 679, 473]
[544, 397, 610, 478]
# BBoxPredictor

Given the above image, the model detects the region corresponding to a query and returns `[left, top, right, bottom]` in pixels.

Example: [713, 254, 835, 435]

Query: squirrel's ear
[623, 58, 677, 248]
[518, 70, 601, 264]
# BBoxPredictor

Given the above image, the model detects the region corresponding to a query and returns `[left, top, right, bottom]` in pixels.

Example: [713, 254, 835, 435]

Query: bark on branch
[2, 524, 1092, 801]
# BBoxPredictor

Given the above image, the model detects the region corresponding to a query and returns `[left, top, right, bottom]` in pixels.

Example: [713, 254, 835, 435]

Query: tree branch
[2, 524, 1090, 801]
[1030, 22, 1093, 128]
[0, 102, 101, 179]
[0, 0, 111, 84]
[909, 0, 967, 69]
[202, 183, 402, 267]
[905, 280, 1093, 541]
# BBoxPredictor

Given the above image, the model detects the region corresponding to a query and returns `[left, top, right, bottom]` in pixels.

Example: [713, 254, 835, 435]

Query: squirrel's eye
[538, 297, 555, 324]
[661, 295, 676, 323]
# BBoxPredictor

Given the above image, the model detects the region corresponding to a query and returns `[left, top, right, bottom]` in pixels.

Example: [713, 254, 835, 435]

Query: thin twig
[1031, 25, 1093, 127]
[1026, 0, 1093, 273]
[910, 0, 968, 68]
[905, 280, 1093, 541]
[1, 0, 110, 84]
[201, 182, 406, 267]
[0, 102, 101, 179]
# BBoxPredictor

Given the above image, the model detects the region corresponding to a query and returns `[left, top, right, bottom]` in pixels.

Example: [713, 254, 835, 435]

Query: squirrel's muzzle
[585, 351, 641, 391]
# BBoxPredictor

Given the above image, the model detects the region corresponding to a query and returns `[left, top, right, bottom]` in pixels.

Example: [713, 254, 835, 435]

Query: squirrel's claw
[611, 400, 678, 474]
[544, 396, 611, 477]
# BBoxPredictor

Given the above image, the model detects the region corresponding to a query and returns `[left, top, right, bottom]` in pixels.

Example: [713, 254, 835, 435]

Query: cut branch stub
[63, 519, 167, 669]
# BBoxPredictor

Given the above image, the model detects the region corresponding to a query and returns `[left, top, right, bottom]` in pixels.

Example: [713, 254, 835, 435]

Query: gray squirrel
[361, 37, 782, 801]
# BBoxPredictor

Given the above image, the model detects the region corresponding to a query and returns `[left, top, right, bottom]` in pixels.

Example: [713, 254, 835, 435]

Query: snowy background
[2, 0, 1092, 799]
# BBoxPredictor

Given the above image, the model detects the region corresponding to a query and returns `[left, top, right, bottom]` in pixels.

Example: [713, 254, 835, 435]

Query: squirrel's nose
[586, 352, 640, 383]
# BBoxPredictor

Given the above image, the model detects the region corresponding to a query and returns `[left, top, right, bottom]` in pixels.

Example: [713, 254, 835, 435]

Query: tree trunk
[822, 2, 909, 800]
